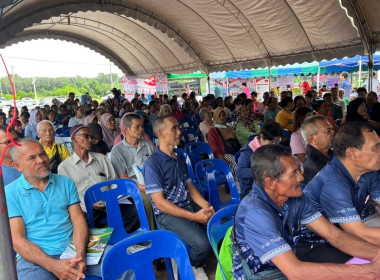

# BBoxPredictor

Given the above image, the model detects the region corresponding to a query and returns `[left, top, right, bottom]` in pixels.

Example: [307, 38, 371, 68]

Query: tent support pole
[317, 67, 320, 92]
[207, 75, 210, 96]
[268, 67, 271, 92]
[358, 57, 362, 88]
[368, 51, 374, 92]
[0, 174, 18, 279]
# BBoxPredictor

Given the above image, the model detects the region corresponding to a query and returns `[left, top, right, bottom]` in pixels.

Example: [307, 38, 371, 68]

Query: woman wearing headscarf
[24, 110, 41, 139]
[82, 114, 98, 126]
[208, 107, 241, 173]
[346, 97, 368, 123]
[113, 112, 152, 147]
[100, 113, 118, 150]
[234, 104, 261, 146]
[10, 119, 24, 138]
[87, 122, 109, 155]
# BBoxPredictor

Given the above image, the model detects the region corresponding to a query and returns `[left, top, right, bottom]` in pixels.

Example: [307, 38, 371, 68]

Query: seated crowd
[3, 84, 380, 280]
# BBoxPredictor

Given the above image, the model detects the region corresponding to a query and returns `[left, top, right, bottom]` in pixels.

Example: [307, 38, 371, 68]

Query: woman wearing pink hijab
[99, 113, 118, 150]
[113, 112, 152, 147]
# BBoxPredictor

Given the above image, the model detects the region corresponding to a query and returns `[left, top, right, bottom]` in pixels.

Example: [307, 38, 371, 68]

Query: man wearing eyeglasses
[58, 124, 140, 232]
[0, 125, 21, 185]
[301, 115, 334, 185]
[304, 122, 380, 245]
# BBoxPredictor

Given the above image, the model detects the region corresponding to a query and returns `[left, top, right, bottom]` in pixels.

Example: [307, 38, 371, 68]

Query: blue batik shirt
[304, 157, 380, 225]
[143, 148, 191, 215]
[232, 184, 321, 279]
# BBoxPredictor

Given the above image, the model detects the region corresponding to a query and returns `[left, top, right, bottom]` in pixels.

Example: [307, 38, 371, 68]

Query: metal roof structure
[0, 0, 378, 76]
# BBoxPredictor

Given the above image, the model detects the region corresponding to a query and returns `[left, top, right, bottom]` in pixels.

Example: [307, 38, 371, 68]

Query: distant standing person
[339, 72, 352, 99]
[214, 80, 224, 99]
[241, 82, 250, 98]
[363, 72, 379, 93]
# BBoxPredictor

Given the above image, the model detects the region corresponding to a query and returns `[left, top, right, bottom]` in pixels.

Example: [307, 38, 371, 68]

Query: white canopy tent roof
[0, 0, 378, 76]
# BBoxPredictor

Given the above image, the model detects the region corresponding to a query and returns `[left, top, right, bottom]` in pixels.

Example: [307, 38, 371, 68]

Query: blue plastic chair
[207, 204, 239, 280]
[101, 230, 195, 280]
[84, 179, 150, 245]
[184, 142, 214, 170]
[280, 129, 291, 145]
[195, 159, 240, 211]
[180, 127, 199, 146]
[175, 148, 206, 197]
[56, 126, 71, 137]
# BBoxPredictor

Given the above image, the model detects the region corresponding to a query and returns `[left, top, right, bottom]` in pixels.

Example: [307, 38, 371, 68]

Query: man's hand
[192, 208, 213, 224]
[51, 257, 86, 280]
[202, 205, 215, 215]
[137, 183, 146, 193]
[69, 255, 86, 274]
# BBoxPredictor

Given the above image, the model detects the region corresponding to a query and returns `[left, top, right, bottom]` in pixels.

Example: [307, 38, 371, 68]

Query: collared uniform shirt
[39, 140, 70, 161]
[143, 148, 191, 215]
[233, 184, 321, 279]
[111, 139, 154, 179]
[58, 151, 117, 211]
[2, 164, 21, 186]
[304, 157, 380, 224]
[5, 174, 80, 256]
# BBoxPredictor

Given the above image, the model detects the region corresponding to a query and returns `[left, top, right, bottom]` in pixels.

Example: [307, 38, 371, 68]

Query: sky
[0, 39, 124, 78]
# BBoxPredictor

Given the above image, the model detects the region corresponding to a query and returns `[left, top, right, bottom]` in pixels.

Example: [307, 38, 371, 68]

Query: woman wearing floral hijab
[99, 113, 118, 150]
[234, 105, 261, 146]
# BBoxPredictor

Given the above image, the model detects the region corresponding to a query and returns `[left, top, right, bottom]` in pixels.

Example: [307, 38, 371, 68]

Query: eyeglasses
[75, 134, 94, 140]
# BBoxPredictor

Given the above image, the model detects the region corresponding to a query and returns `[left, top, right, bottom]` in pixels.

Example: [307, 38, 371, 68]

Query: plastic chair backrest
[175, 148, 206, 196]
[180, 127, 199, 146]
[195, 159, 240, 211]
[207, 204, 238, 280]
[84, 179, 149, 245]
[185, 142, 214, 169]
[282, 129, 291, 142]
[101, 230, 195, 280]
[56, 126, 72, 137]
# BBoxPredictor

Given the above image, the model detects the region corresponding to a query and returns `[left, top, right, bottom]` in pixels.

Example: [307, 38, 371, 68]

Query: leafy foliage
[0, 73, 122, 100]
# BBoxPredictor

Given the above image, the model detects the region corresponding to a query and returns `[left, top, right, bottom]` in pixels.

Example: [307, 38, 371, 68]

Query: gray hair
[123, 113, 142, 128]
[301, 115, 327, 144]
[251, 144, 292, 189]
[153, 115, 173, 136]
[199, 107, 209, 121]
[10, 138, 41, 162]
[37, 120, 55, 132]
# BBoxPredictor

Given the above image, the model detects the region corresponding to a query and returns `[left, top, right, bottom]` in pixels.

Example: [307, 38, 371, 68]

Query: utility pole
[10, 65, 16, 94]
[0, 176, 18, 279]
[110, 62, 114, 89]
[32, 77, 38, 104]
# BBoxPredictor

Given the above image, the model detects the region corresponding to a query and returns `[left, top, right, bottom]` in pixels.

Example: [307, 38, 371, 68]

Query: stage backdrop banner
[169, 79, 200, 97]
[255, 78, 270, 94]
[122, 76, 138, 100]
